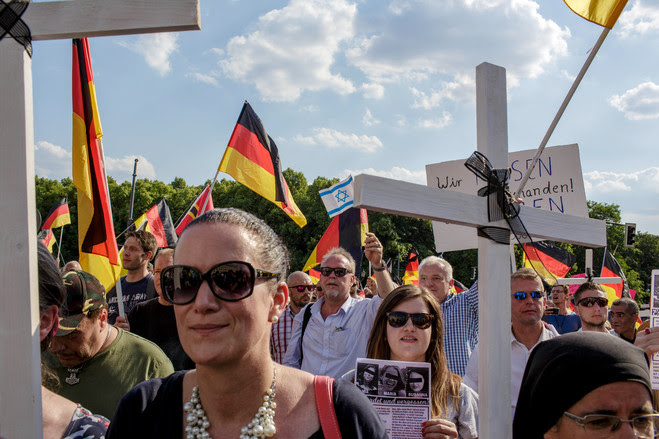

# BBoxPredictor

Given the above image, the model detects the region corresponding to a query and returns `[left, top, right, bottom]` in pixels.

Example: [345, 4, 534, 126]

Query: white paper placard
[425, 144, 589, 252]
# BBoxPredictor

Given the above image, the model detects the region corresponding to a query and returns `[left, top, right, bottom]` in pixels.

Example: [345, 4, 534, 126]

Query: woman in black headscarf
[514, 332, 656, 439]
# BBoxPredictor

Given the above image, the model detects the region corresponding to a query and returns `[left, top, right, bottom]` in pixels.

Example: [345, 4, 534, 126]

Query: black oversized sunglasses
[386, 311, 434, 329]
[160, 261, 278, 305]
[290, 285, 315, 292]
[578, 297, 608, 308]
[319, 267, 352, 277]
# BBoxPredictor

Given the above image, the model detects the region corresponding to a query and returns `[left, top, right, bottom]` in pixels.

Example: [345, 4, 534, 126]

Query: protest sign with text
[425, 144, 588, 251]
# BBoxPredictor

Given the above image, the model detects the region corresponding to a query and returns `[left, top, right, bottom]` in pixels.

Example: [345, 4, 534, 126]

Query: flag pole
[201, 168, 221, 213]
[515, 27, 611, 195]
[56, 226, 65, 265]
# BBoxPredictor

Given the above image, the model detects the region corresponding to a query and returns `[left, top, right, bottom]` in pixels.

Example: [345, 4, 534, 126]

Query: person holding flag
[106, 230, 158, 328]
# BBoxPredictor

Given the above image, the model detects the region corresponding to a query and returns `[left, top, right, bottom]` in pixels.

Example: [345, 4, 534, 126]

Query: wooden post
[0, 39, 42, 439]
[475, 62, 512, 439]
[0, 2, 200, 436]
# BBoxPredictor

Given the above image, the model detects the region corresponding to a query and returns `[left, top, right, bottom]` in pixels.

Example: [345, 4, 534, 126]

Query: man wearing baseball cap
[43, 270, 174, 419]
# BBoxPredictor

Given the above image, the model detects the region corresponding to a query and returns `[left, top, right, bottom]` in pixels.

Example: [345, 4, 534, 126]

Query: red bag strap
[314, 375, 342, 439]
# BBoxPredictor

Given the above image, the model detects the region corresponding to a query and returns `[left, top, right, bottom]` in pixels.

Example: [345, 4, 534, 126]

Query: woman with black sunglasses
[367, 285, 479, 438]
[108, 208, 387, 438]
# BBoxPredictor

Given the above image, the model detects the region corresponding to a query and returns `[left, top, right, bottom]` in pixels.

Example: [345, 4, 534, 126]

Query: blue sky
[32, 0, 659, 235]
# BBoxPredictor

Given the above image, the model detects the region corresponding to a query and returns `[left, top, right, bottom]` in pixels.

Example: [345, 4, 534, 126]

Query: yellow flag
[564, 0, 628, 28]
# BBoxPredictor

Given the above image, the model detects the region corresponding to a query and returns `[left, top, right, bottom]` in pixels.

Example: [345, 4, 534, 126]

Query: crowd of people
[35, 207, 659, 438]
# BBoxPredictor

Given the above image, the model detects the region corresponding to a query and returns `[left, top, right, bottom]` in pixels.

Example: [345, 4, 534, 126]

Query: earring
[271, 316, 279, 323]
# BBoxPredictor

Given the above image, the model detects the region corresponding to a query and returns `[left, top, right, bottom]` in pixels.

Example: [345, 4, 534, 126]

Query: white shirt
[463, 323, 558, 414]
[282, 295, 382, 379]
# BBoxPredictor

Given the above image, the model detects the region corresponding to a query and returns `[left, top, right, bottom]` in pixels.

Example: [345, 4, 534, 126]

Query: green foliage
[35, 177, 658, 301]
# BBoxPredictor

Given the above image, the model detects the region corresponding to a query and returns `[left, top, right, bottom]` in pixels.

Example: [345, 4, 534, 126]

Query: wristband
[373, 264, 386, 272]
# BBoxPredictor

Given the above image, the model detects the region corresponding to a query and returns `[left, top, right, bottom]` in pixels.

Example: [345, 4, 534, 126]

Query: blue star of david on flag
[319, 175, 354, 218]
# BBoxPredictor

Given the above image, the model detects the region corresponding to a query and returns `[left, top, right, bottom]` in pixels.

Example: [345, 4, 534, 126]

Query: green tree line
[36, 172, 659, 303]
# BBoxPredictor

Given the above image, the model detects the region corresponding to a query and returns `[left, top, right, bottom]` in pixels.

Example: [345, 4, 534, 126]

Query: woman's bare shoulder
[274, 366, 321, 438]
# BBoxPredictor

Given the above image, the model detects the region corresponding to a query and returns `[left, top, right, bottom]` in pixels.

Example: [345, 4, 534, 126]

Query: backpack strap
[314, 376, 341, 439]
[299, 304, 313, 365]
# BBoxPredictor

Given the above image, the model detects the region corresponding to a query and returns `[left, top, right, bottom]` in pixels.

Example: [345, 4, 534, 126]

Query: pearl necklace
[185, 368, 277, 439]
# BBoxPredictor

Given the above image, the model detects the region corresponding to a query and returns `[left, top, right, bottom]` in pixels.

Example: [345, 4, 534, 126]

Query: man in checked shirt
[419, 256, 479, 376]
[270, 271, 315, 363]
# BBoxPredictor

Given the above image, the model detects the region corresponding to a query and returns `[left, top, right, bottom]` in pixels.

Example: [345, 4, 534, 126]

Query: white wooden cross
[0, 2, 199, 437]
[352, 63, 607, 438]
[557, 249, 622, 286]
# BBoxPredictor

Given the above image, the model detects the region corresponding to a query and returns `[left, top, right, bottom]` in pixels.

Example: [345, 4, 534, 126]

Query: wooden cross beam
[556, 249, 622, 285]
[353, 63, 607, 439]
[0, 2, 199, 437]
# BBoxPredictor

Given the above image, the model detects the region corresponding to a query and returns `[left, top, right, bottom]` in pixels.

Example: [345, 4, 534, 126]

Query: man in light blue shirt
[283, 232, 394, 378]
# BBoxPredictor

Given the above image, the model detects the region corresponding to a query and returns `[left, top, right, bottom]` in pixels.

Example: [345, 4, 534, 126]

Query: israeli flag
[319, 175, 354, 218]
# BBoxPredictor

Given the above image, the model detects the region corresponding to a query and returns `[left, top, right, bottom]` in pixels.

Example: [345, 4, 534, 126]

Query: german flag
[42, 198, 71, 230]
[219, 102, 306, 227]
[308, 267, 320, 285]
[72, 38, 120, 291]
[600, 247, 630, 299]
[39, 229, 56, 253]
[402, 249, 419, 285]
[522, 241, 576, 284]
[135, 199, 178, 248]
[302, 208, 368, 272]
[564, 0, 628, 28]
[175, 185, 214, 236]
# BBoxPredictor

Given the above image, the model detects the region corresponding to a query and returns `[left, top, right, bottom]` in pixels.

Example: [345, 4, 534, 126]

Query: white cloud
[34, 140, 157, 182]
[105, 155, 157, 180]
[344, 166, 426, 184]
[186, 72, 219, 86]
[218, 0, 357, 102]
[35, 141, 71, 178]
[362, 82, 385, 99]
[411, 73, 473, 109]
[346, 0, 569, 88]
[417, 111, 453, 129]
[609, 82, 659, 120]
[119, 33, 179, 76]
[363, 109, 380, 126]
[584, 168, 659, 194]
[618, 1, 659, 37]
[293, 128, 383, 152]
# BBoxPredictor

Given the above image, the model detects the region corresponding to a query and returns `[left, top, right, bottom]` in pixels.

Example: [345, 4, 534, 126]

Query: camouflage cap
[56, 270, 107, 336]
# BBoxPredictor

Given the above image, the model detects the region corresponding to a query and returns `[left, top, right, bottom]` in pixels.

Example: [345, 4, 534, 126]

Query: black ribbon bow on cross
[0, 0, 32, 57]
[464, 151, 525, 245]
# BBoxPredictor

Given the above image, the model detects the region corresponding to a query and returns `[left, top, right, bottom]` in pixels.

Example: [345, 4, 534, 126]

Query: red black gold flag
[218, 102, 306, 227]
[175, 185, 214, 236]
[134, 199, 178, 248]
[42, 198, 71, 230]
[303, 208, 368, 272]
[308, 267, 320, 285]
[564, 0, 628, 28]
[39, 229, 56, 253]
[522, 241, 576, 284]
[72, 38, 120, 290]
[402, 249, 419, 286]
[601, 247, 630, 298]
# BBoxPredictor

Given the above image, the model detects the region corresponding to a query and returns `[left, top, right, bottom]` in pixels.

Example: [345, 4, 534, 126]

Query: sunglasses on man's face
[578, 297, 608, 308]
[386, 311, 434, 329]
[160, 261, 278, 305]
[319, 267, 352, 277]
[513, 291, 544, 301]
[290, 285, 315, 292]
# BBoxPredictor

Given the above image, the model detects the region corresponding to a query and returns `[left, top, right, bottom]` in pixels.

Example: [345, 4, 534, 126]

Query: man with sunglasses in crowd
[573, 281, 613, 334]
[270, 271, 315, 363]
[463, 268, 558, 415]
[283, 232, 395, 379]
